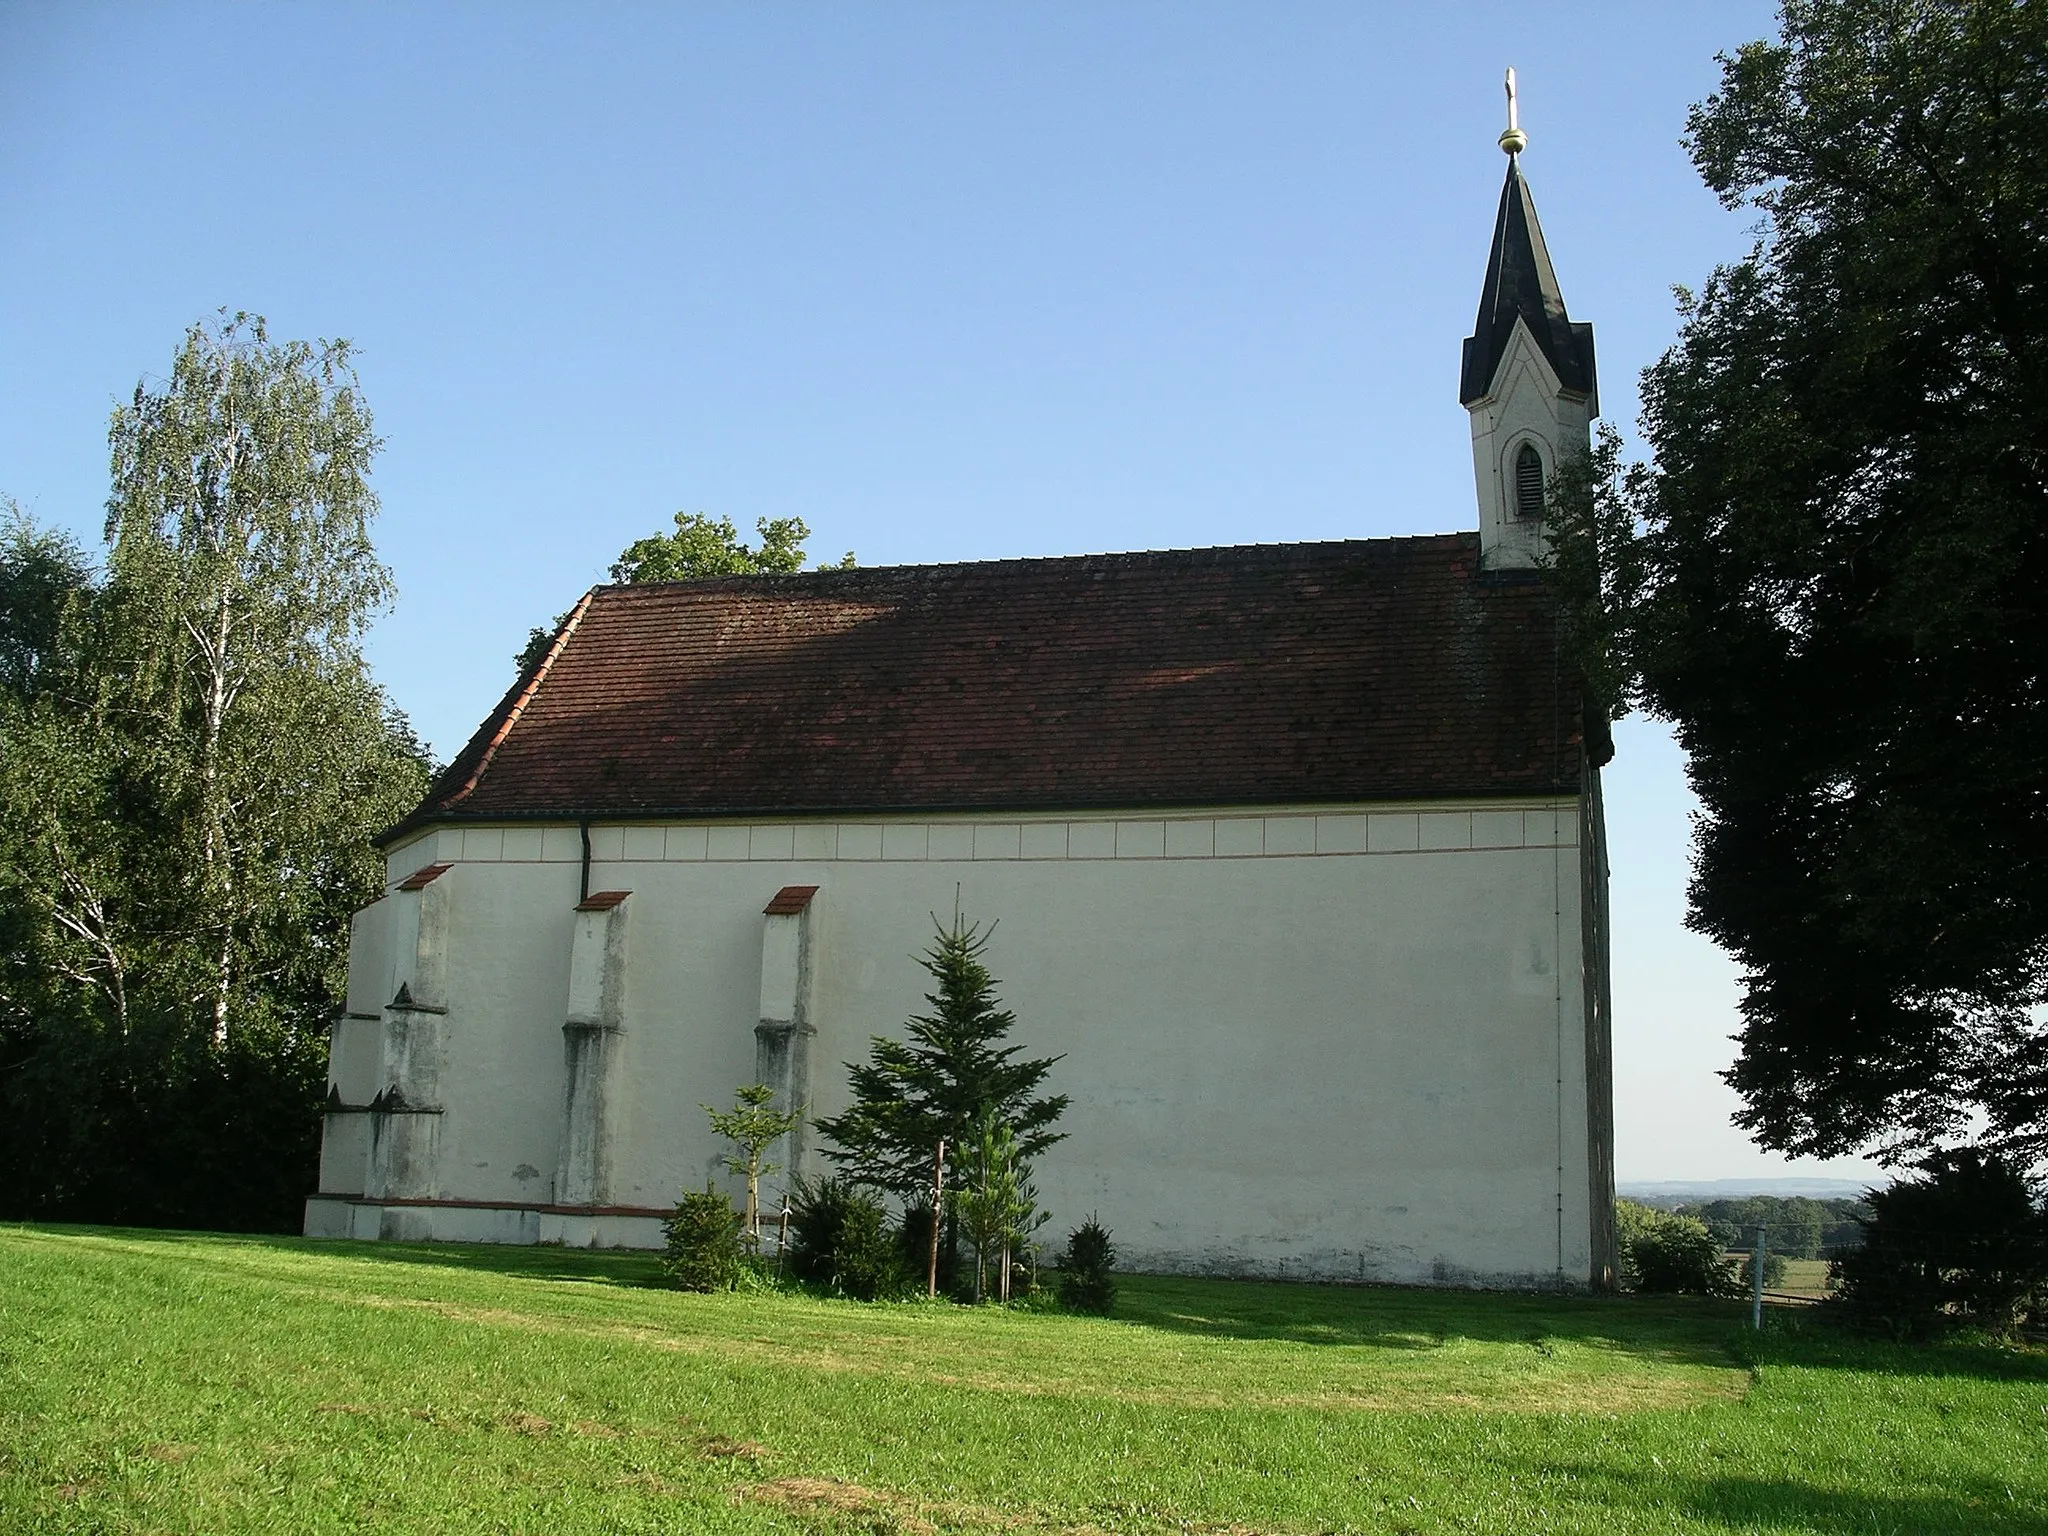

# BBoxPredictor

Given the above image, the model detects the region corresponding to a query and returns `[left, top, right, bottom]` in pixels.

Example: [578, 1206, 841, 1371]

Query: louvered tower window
[1514, 444, 1545, 519]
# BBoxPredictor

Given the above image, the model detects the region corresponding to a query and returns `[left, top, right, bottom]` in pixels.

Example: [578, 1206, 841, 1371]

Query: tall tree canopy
[610, 512, 816, 584]
[0, 314, 431, 1230]
[105, 313, 398, 1048]
[515, 513, 855, 672]
[0, 499, 92, 699]
[1553, 0, 2048, 1163]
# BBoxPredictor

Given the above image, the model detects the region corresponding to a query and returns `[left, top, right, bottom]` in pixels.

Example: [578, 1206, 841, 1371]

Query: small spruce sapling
[662, 1184, 745, 1292]
[1057, 1216, 1117, 1315]
[816, 914, 1067, 1200]
[705, 1083, 804, 1244]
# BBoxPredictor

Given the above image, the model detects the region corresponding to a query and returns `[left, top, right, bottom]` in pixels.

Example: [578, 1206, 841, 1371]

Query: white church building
[307, 122, 1619, 1290]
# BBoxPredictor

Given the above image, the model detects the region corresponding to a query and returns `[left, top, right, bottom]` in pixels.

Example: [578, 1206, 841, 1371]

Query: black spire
[1459, 158, 1596, 409]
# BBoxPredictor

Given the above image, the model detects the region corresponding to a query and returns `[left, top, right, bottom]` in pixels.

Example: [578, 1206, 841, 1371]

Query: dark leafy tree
[0, 501, 94, 699]
[815, 915, 1068, 1201]
[1550, 0, 2048, 1162]
[1830, 1150, 2048, 1339]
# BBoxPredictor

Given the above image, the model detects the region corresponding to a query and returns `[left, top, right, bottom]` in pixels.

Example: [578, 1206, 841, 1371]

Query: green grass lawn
[2, 1225, 2043, 1534]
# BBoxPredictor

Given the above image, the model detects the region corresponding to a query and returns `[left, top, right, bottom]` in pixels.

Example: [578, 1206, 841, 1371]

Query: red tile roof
[575, 890, 631, 912]
[384, 536, 1601, 844]
[395, 861, 454, 890]
[763, 885, 820, 916]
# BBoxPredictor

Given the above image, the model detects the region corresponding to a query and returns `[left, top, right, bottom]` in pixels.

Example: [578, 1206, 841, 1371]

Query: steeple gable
[1460, 159, 1596, 410]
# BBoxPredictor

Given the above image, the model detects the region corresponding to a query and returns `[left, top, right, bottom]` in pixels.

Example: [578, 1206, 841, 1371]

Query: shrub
[1615, 1200, 1740, 1297]
[1830, 1150, 2048, 1342]
[1056, 1216, 1116, 1315]
[1722, 1239, 1789, 1289]
[785, 1175, 907, 1301]
[833, 1195, 905, 1301]
[661, 1184, 745, 1292]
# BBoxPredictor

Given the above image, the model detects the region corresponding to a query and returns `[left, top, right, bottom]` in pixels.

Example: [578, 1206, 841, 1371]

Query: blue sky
[0, 1, 1881, 1183]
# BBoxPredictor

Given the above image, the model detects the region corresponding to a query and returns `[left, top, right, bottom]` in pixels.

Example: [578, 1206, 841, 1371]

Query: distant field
[1770, 1258, 1833, 1301]
[1726, 1255, 1834, 1303]
[2, 1225, 2044, 1534]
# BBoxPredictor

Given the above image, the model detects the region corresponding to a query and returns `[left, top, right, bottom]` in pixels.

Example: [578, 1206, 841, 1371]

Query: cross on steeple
[1499, 67, 1527, 156]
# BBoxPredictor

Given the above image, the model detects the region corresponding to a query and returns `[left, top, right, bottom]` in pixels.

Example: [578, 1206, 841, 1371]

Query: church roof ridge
[600, 531, 1478, 594]
[383, 533, 1594, 846]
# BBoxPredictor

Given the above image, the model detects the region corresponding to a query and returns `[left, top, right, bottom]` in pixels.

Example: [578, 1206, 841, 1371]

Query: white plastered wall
[317, 802, 1598, 1287]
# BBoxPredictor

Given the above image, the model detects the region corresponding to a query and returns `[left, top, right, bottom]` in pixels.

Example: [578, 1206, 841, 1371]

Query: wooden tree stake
[928, 1138, 946, 1298]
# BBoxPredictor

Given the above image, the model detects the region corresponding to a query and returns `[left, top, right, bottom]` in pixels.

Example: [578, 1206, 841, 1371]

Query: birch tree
[104, 312, 391, 1048]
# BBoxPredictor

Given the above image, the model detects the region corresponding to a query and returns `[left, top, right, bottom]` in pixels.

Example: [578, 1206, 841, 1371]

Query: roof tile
[385, 535, 1594, 843]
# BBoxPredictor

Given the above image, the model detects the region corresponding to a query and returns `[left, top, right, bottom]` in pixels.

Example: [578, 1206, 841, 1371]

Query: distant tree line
[1666, 1196, 1872, 1260]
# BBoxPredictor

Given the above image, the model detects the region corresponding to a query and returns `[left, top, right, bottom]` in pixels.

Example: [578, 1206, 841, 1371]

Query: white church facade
[307, 129, 1619, 1290]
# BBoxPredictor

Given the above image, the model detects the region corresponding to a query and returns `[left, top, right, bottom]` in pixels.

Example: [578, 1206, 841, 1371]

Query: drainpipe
[579, 820, 592, 904]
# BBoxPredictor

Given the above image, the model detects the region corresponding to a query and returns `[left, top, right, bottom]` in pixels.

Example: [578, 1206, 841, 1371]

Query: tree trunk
[202, 572, 233, 1047]
[194, 398, 242, 1052]
[49, 864, 128, 1038]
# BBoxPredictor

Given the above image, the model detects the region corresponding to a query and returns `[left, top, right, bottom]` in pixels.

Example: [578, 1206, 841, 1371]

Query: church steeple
[1461, 70, 1596, 571]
